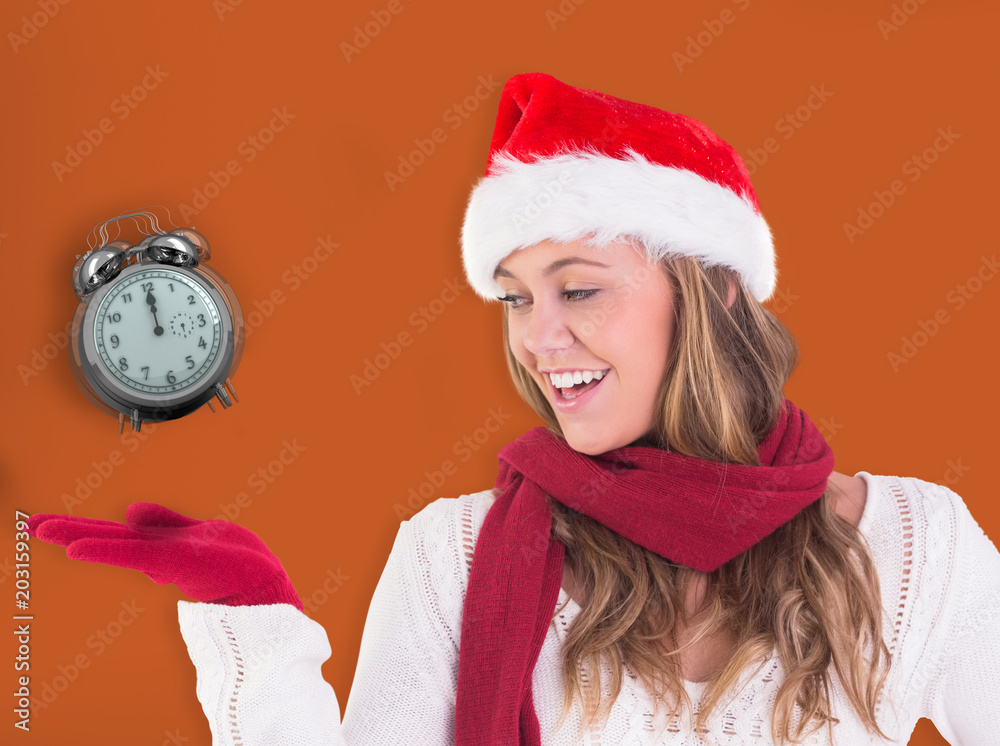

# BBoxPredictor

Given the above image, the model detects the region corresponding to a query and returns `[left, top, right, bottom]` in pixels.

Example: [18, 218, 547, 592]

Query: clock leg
[214, 383, 232, 409]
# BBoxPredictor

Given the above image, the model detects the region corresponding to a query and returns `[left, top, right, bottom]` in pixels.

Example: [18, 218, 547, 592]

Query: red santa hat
[461, 72, 776, 302]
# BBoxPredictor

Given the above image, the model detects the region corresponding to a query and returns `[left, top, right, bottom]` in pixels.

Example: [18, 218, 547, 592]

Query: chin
[561, 428, 626, 456]
[559, 420, 659, 455]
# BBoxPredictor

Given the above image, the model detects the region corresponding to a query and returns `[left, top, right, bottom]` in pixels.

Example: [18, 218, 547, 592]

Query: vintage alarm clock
[69, 213, 244, 432]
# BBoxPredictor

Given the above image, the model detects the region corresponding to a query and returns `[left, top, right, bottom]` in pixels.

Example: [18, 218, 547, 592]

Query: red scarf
[454, 398, 834, 744]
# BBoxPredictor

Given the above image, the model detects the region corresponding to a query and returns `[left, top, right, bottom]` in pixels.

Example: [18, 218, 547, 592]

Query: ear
[726, 275, 738, 309]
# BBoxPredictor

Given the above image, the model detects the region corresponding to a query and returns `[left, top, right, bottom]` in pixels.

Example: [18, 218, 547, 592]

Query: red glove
[28, 503, 303, 611]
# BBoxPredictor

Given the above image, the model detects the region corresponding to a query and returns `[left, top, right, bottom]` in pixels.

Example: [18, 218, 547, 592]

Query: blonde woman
[30, 72, 1000, 745]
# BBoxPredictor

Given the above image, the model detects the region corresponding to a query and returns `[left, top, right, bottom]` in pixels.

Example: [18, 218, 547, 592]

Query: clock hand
[146, 290, 164, 336]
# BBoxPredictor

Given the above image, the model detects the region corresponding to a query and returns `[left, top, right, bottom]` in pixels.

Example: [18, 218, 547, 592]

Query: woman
[29, 72, 1000, 745]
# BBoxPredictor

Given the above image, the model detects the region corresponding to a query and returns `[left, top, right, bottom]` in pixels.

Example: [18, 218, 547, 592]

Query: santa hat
[460, 72, 776, 302]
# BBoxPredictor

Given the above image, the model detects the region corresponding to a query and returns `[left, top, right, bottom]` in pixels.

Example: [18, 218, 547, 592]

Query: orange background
[2, 0, 997, 743]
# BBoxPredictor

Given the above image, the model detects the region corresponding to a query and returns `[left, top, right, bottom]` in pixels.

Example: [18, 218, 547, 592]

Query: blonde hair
[500, 252, 891, 744]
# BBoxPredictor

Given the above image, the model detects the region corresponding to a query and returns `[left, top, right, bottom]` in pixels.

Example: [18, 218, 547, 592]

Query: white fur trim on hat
[461, 149, 776, 302]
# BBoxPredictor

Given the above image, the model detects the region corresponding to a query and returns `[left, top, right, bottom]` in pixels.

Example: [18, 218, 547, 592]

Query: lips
[543, 368, 609, 411]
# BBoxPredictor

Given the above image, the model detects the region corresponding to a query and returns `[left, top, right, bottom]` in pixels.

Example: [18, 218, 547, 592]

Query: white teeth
[547, 369, 609, 389]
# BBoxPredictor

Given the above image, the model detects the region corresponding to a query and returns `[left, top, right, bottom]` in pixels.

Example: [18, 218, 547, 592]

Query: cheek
[613, 305, 675, 388]
[506, 317, 535, 369]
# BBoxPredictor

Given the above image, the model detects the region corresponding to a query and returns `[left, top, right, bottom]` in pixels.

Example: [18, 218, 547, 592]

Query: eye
[498, 289, 598, 310]
[497, 293, 529, 310]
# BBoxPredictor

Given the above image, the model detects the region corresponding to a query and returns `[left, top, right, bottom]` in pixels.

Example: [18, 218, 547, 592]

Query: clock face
[93, 267, 223, 394]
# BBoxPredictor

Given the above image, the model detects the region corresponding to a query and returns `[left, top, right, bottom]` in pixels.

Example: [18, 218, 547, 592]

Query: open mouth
[547, 369, 610, 401]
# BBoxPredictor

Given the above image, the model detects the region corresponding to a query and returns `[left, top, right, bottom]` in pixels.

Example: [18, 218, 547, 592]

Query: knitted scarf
[454, 398, 834, 744]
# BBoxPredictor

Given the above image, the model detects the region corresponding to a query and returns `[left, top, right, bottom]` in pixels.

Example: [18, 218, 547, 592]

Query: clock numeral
[168, 283, 175, 292]
[185, 355, 195, 369]
[166, 370, 176, 384]
[118, 357, 128, 371]
[141, 282, 154, 292]
[198, 336, 207, 349]
[188, 294, 196, 305]
[121, 293, 132, 303]
[109, 312, 121, 323]
[140, 366, 149, 380]
[110, 334, 120, 349]
[197, 314, 206, 327]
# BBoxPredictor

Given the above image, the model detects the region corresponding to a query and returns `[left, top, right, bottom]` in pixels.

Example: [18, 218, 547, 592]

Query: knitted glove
[28, 503, 303, 611]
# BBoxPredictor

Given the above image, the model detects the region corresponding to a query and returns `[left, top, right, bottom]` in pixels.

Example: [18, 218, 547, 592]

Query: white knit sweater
[178, 472, 1000, 745]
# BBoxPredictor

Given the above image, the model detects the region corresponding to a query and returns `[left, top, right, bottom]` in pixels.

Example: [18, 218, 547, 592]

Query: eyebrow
[494, 257, 612, 280]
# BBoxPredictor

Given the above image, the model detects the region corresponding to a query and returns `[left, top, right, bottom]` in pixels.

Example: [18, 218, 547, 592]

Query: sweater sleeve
[918, 488, 1000, 744]
[177, 495, 471, 745]
[177, 601, 341, 745]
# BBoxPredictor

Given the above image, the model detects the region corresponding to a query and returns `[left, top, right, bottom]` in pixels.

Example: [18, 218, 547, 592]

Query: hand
[146, 289, 164, 336]
[28, 503, 303, 611]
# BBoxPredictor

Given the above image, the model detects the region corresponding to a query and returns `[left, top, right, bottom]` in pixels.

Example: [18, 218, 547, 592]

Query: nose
[521, 297, 576, 356]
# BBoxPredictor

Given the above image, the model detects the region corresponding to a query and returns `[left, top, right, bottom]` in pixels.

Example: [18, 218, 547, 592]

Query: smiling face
[495, 239, 677, 455]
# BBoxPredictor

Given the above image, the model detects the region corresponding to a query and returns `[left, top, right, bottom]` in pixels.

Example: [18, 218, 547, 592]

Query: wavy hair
[499, 251, 892, 744]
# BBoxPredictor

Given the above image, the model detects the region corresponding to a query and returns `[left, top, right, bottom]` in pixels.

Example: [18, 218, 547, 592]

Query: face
[93, 266, 224, 394]
[495, 239, 677, 455]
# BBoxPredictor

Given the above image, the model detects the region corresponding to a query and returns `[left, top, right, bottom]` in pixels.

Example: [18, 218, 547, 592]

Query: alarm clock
[69, 226, 244, 432]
